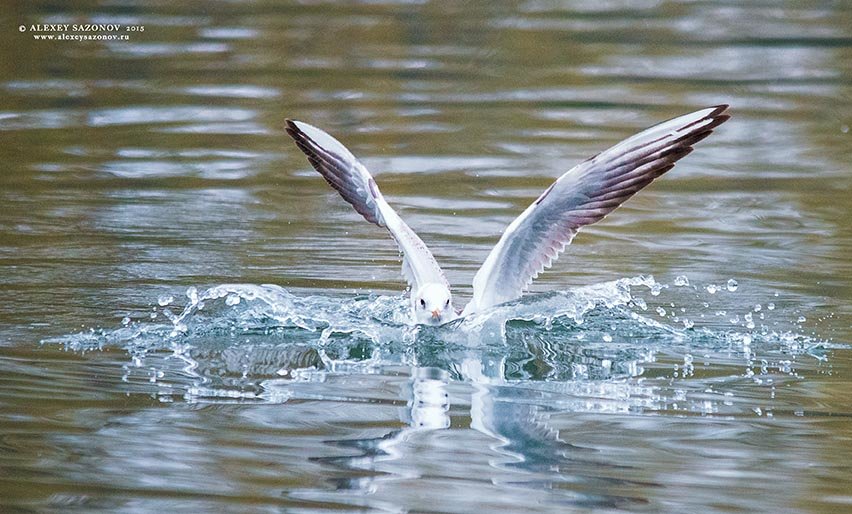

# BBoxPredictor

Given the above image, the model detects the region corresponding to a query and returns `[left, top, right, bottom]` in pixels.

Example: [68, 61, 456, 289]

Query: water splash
[43, 276, 840, 413]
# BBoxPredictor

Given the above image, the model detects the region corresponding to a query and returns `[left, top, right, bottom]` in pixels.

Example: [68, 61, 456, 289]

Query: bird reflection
[311, 339, 660, 509]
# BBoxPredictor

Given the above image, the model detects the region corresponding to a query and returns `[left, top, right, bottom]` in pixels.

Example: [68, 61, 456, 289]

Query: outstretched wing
[285, 119, 449, 292]
[467, 105, 730, 313]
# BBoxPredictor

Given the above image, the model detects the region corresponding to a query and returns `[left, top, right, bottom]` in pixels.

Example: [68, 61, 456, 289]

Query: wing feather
[285, 119, 449, 291]
[466, 105, 730, 313]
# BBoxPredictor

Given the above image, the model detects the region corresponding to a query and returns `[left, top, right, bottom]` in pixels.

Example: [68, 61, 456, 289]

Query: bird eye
[420, 298, 426, 308]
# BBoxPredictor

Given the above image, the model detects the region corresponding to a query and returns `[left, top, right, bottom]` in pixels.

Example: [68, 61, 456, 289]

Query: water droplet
[682, 319, 694, 329]
[633, 297, 647, 310]
[842, 124, 850, 134]
[681, 356, 694, 377]
[726, 279, 738, 292]
[656, 306, 667, 317]
[767, 302, 775, 310]
[674, 275, 689, 287]
[121, 317, 131, 326]
[650, 283, 662, 296]
[186, 286, 199, 305]
[169, 322, 188, 338]
[744, 312, 755, 329]
[225, 294, 241, 306]
[603, 333, 613, 342]
[158, 295, 174, 307]
[706, 284, 718, 294]
[797, 315, 806, 323]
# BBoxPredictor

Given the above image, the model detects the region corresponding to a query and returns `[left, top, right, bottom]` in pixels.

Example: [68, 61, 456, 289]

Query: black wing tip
[706, 104, 731, 126]
[713, 114, 731, 126]
[696, 109, 730, 139]
[284, 118, 303, 140]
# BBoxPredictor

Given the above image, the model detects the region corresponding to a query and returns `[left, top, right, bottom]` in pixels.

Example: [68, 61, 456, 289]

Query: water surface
[1, 1, 851, 512]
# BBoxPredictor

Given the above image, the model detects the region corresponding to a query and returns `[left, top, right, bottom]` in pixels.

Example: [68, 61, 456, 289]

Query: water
[2, 1, 852, 512]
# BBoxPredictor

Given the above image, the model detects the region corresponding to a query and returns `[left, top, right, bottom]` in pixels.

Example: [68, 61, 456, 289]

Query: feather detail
[285, 119, 450, 292]
[467, 105, 730, 313]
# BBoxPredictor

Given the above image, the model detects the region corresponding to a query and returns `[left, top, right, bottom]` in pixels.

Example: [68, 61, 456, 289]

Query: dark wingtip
[284, 119, 306, 141]
[702, 108, 730, 133]
[709, 104, 730, 120]
[284, 119, 297, 135]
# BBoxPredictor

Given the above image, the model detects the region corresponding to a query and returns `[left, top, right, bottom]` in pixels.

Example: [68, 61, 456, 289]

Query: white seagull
[285, 105, 729, 325]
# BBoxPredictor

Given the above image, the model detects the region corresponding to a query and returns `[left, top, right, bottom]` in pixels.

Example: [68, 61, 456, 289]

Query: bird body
[285, 106, 729, 325]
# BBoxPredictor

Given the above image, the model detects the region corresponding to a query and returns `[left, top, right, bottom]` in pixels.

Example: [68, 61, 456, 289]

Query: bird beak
[431, 309, 441, 320]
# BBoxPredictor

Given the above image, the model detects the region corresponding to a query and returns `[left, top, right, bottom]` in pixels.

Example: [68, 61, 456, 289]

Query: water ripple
[43, 275, 836, 419]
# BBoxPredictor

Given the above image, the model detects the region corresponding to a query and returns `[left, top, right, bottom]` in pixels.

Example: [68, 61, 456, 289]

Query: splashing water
[42, 274, 839, 415]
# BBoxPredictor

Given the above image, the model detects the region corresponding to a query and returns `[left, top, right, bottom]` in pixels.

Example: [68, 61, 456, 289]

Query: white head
[412, 283, 455, 325]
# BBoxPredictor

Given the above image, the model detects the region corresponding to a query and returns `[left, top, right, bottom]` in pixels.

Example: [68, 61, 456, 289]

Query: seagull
[285, 105, 729, 325]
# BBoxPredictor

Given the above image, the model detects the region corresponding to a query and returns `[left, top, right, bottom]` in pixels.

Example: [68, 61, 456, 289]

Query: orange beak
[431, 309, 441, 319]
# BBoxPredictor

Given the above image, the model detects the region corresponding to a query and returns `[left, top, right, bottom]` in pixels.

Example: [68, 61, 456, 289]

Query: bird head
[413, 283, 455, 325]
